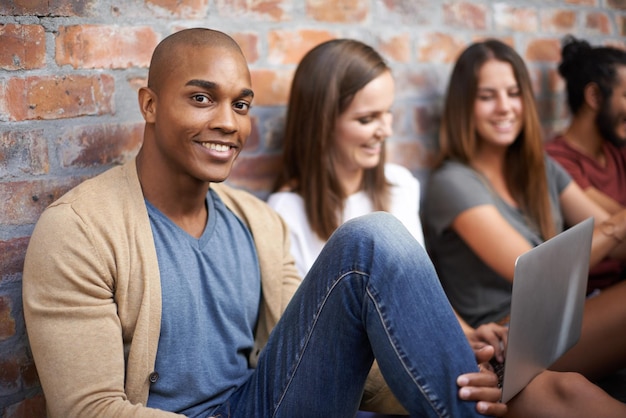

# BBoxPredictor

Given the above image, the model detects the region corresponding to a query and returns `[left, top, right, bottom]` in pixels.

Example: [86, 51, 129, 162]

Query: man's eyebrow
[185, 79, 217, 90]
[241, 88, 254, 99]
[185, 79, 254, 99]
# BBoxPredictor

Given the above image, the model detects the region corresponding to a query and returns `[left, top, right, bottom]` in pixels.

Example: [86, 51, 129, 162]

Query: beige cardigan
[23, 159, 403, 417]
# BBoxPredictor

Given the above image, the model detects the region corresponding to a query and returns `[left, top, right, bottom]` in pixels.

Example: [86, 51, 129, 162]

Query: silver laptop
[498, 217, 593, 403]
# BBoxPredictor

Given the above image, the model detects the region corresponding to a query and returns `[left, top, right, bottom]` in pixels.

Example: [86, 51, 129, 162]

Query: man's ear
[583, 82, 602, 111]
[138, 86, 157, 123]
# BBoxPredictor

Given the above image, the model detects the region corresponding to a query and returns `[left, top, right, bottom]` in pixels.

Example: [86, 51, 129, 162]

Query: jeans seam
[366, 285, 448, 418]
[272, 269, 364, 417]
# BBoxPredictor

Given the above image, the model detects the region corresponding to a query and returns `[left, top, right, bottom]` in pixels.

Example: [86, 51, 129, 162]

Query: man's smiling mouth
[200, 142, 233, 152]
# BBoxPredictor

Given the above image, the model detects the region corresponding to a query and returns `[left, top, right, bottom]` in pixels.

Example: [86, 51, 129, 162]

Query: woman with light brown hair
[269, 38, 423, 278]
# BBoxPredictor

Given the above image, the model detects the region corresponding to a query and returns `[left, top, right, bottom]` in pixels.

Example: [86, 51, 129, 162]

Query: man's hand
[457, 345, 507, 417]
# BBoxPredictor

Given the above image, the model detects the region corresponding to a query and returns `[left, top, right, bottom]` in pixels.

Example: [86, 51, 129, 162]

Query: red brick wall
[1, 0, 625, 416]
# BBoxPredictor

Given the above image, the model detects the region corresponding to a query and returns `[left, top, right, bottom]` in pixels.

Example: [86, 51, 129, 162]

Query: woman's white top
[267, 163, 424, 278]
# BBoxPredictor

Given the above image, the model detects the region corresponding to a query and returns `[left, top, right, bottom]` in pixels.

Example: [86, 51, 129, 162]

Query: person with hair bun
[546, 35, 626, 294]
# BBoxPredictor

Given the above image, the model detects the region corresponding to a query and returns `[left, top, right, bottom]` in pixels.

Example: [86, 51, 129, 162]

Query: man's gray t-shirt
[422, 158, 571, 327]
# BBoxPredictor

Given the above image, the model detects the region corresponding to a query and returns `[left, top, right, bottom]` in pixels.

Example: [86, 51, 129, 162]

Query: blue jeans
[212, 212, 481, 417]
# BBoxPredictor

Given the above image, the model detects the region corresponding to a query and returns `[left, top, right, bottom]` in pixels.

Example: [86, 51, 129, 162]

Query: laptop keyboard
[490, 358, 505, 388]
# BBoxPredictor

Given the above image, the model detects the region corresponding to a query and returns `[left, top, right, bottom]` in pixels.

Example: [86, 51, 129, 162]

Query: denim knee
[336, 212, 425, 256]
[334, 212, 408, 242]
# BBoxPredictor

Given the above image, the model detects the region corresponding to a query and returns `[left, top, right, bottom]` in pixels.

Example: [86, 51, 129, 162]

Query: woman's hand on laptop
[453, 310, 508, 363]
[458, 345, 508, 416]
[467, 322, 509, 363]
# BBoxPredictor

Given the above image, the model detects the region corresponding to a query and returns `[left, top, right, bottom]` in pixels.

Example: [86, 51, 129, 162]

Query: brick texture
[495, 5, 539, 32]
[306, 0, 369, 22]
[0, 178, 83, 225]
[0, 297, 16, 341]
[443, 2, 488, 30]
[0, 238, 30, 279]
[146, 0, 209, 18]
[585, 12, 612, 34]
[0, 130, 49, 177]
[608, 0, 626, 10]
[3, 393, 46, 418]
[379, 33, 411, 63]
[55, 123, 143, 168]
[417, 32, 465, 63]
[55, 25, 160, 69]
[541, 9, 576, 33]
[1, 0, 625, 415]
[216, 0, 291, 20]
[0, 24, 46, 70]
[232, 32, 260, 64]
[0, 0, 95, 16]
[525, 38, 562, 62]
[250, 69, 293, 106]
[268, 29, 335, 64]
[2, 74, 115, 121]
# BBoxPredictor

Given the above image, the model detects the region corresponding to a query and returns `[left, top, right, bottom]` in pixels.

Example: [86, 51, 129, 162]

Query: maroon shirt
[546, 135, 626, 292]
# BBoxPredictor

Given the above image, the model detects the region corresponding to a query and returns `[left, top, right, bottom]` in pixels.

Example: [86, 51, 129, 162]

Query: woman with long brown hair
[423, 39, 626, 381]
[269, 38, 423, 278]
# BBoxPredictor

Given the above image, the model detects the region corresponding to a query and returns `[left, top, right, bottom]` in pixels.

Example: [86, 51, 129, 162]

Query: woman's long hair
[274, 39, 391, 240]
[437, 39, 556, 239]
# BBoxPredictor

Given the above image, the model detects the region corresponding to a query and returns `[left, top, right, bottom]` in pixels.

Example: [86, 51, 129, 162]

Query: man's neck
[564, 113, 605, 162]
[136, 150, 210, 238]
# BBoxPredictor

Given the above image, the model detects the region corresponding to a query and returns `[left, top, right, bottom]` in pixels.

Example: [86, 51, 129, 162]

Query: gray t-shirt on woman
[422, 157, 571, 327]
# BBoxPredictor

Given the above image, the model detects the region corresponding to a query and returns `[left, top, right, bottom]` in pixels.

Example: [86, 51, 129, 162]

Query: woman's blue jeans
[212, 212, 481, 417]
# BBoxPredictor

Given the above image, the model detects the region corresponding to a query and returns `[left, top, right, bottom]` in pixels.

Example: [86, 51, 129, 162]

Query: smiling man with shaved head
[23, 28, 507, 418]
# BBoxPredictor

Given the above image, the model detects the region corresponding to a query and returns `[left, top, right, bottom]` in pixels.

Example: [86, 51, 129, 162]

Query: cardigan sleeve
[23, 200, 180, 418]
